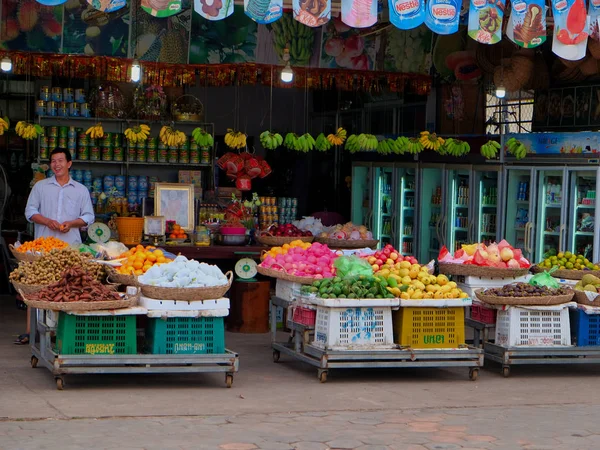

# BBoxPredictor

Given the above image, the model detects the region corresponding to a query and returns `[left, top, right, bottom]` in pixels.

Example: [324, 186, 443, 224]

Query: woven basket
[11, 280, 48, 295]
[475, 289, 574, 306]
[139, 271, 233, 301]
[530, 265, 600, 280]
[314, 238, 379, 249]
[115, 217, 144, 245]
[19, 289, 139, 311]
[171, 95, 204, 122]
[438, 262, 530, 278]
[256, 235, 314, 247]
[9, 244, 42, 262]
[574, 290, 600, 307]
[256, 265, 316, 284]
[106, 267, 139, 286]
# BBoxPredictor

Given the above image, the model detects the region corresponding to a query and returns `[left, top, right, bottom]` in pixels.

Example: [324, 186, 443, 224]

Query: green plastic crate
[146, 317, 225, 354]
[56, 312, 137, 355]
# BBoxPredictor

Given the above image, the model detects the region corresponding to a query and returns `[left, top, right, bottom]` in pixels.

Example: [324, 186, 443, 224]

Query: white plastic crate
[313, 306, 394, 349]
[495, 306, 571, 347]
[456, 274, 532, 298]
[140, 296, 230, 311]
[275, 279, 306, 302]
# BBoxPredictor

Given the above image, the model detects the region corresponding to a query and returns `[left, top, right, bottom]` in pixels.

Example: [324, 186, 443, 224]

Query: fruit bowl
[530, 265, 600, 280]
[221, 234, 248, 246]
[220, 226, 247, 236]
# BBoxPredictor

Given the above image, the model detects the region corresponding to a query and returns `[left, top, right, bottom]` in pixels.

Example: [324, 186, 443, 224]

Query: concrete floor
[2, 296, 600, 449]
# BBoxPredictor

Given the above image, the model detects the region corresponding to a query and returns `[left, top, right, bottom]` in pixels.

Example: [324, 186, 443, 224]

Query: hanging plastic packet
[588, 0, 600, 40]
[244, 0, 283, 23]
[505, 0, 547, 47]
[142, 0, 182, 17]
[85, 0, 127, 12]
[293, 0, 331, 26]
[341, 0, 378, 28]
[468, 0, 505, 44]
[425, 0, 461, 34]
[551, 0, 589, 60]
[194, 0, 234, 20]
[388, 0, 426, 30]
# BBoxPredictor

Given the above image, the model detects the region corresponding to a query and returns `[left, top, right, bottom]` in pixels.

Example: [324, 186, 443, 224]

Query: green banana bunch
[315, 133, 332, 152]
[357, 133, 378, 151]
[506, 137, 528, 160]
[302, 133, 315, 151]
[443, 138, 470, 157]
[376, 138, 399, 155]
[192, 127, 214, 147]
[395, 136, 408, 154]
[405, 137, 424, 154]
[260, 130, 283, 150]
[284, 132, 314, 152]
[270, 13, 314, 66]
[480, 140, 501, 159]
[345, 134, 359, 153]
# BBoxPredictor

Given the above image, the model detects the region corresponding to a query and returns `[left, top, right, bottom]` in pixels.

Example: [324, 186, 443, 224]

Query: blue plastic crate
[570, 309, 600, 346]
[146, 317, 225, 354]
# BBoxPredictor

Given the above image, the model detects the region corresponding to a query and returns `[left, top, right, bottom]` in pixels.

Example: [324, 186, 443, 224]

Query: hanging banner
[467, 0, 505, 44]
[85, 0, 127, 12]
[37, 0, 68, 5]
[506, 0, 547, 48]
[244, 0, 283, 23]
[341, 0, 378, 28]
[142, 0, 182, 17]
[388, 0, 426, 30]
[588, 0, 600, 39]
[425, 0, 461, 34]
[551, 0, 589, 60]
[194, 0, 234, 20]
[292, 0, 331, 26]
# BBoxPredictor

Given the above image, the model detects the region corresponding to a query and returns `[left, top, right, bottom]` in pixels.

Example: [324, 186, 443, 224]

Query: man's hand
[59, 221, 72, 233]
[46, 219, 62, 231]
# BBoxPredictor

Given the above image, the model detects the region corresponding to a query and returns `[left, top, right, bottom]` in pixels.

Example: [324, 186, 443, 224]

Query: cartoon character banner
[292, 0, 330, 27]
[468, 0, 505, 44]
[341, 0, 377, 28]
[425, 0, 461, 34]
[194, 0, 234, 20]
[142, 0, 182, 17]
[552, 0, 589, 60]
[244, 0, 282, 24]
[388, 0, 425, 30]
[86, 0, 127, 12]
[588, 0, 600, 40]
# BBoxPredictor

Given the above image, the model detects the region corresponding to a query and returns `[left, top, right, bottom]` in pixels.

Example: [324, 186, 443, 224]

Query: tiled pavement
[1, 404, 598, 449]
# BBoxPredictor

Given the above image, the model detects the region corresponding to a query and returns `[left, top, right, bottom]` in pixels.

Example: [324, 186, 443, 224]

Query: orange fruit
[142, 264, 152, 273]
[146, 253, 157, 263]
[134, 269, 143, 276]
[173, 224, 181, 231]
[169, 233, 177, 239]
[154, 250, 164, 257]
[156, 256, 166, 264]
[133, 261, 143, 270]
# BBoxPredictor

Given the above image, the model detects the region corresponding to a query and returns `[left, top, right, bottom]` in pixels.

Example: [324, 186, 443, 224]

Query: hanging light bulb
[495, 85, 506, 99]
[1, 57, 12, 73]
[280, 48, 293, 83]
[130, 59, 141, 83]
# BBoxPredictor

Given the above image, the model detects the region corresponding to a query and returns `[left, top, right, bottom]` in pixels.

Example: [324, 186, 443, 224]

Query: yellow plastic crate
[393, 307, 465, 349]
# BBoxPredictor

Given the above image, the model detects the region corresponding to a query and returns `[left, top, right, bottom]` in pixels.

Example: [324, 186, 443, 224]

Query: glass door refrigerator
[471, 165, 501, 244]
[395, 164, 418, 255]
[351, 163, 375, 231]
[418, 164, 446, 262]
[372, 164, 396, 247]
[534, 168, 567, 261]
[444, 165, 472, 254]
[566, 167, 600, 262]
[502, 167, 537, 261]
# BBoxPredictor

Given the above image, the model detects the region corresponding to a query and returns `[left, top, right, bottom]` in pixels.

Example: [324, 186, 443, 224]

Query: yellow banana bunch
[326, 127, 347, 146]
[159, 126, 186, 147]
[0, 117, 10, 136]
[16, 121, 43, 140]
[419, 131, 445, 151]
[85, 123, 104, 139]
[124, 124, 150, 143]
[224, 129, 247, 149]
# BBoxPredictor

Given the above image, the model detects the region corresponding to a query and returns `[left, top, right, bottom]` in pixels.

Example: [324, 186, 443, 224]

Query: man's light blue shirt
[25, 176, 95, 245]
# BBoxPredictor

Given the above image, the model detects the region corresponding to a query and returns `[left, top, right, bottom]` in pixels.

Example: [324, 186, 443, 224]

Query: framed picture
[154, 183, 194, 231]
[144, 216, 166, 236]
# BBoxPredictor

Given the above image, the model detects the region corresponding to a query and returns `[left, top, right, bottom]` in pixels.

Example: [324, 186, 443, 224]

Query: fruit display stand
[269, 295, 483, 383]
[29, 296, 239, 390]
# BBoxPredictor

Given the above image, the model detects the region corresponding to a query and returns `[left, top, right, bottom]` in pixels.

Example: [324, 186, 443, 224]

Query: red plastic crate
[292, 306, 316, 326]
[471, 304, 496, 324]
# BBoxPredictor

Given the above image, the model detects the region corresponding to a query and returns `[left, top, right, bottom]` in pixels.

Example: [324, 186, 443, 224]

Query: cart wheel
[469, 368, 479, 381]
[502, 366, 510, 378]
[318, 370, 327, 383]
[30, 356, 38, 369]
[272, 350, 281, 363]
[55, 377, 64, 390]
[225, 374, 233, 388]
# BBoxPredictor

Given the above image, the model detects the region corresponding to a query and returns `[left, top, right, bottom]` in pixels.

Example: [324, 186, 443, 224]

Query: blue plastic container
[570, 309, 600, 346]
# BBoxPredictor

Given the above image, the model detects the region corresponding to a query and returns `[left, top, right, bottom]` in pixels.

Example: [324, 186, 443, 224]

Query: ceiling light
[1, 57, 12, 73]
[280, 48, 293, 83]
[130, 60, 141, 83]
[495, 85, 505, 99]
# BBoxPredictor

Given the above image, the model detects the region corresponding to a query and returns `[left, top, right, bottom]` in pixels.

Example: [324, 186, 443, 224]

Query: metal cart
[270, 296, 483, 382]
[29, 307, 239, 390]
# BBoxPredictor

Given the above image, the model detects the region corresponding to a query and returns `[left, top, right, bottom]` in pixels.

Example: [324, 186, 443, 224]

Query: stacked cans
[259, 197, 278, 228]
[38, 86, 89, 118]
[278, 197, 298, 224]
[71, 170, 93, 190]
[126, 175, 149, 208]
[39, 126, 124, 162]
[149, 137, 193, 164]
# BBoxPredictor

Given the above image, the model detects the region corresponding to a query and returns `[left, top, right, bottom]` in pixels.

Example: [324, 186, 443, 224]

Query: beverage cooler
[351, 162, 417, 254]
[503, 165, 600, 263]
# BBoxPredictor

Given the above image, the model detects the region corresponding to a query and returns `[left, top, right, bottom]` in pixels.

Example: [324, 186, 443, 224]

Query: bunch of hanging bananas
[315, 133, 332, 152]
[192, 128, 214, 147]
[419, 131, 445, 150]
[345, 134, 378, 153]
[506, 137, 528, 160]
[326, 127, 347, 146]
[159, 126, 186, 147]
[224, 129, 247, 149]
[16, 121, 43, 140]
[271, 13, 314, 66]
[124, 124, 150, 143]
[284, 132, 315, 152]
[0, 117, 9, 136]
[259, 130, 283, 150]
[443, 138, 470, 157]
[395, 136, 409, 154]
[405, 137, 425, 154]
[377, 138, 400, 155]
[86, 123, 104, 139]
[480, 140, 501, 159]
